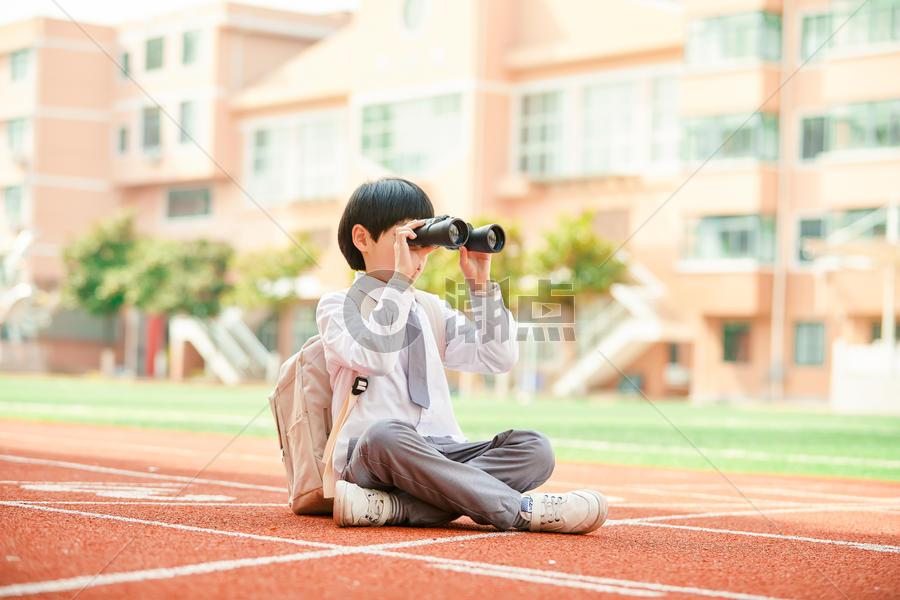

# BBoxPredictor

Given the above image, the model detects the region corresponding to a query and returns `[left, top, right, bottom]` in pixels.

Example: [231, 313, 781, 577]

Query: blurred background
[0, 0, 898, 416]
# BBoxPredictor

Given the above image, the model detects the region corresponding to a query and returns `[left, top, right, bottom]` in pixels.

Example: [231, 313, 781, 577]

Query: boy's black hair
[338, 177, 435, 271]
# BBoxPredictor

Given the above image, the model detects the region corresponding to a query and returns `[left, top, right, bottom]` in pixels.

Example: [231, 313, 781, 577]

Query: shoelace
[540, 494, 565, 525]
[364, 492, 384, 523]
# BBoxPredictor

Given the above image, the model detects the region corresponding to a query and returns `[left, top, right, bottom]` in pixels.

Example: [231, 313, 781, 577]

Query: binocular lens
[448, 223, 462, 245]
[486, 229, 497, 250]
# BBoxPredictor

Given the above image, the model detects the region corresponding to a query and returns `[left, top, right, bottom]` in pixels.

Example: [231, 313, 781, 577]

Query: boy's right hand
[393, 219, 436, 282]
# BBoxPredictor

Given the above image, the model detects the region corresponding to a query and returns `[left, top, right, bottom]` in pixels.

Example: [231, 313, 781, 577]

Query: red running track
[0, 419, 898, 599]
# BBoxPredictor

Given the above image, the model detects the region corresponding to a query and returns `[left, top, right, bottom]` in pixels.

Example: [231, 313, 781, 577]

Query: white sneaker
[333, 480, 393, 527]
[522, 490, 608, 534]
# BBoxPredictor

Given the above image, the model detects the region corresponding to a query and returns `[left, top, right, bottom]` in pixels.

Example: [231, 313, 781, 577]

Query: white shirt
[315, 271, 519, 478]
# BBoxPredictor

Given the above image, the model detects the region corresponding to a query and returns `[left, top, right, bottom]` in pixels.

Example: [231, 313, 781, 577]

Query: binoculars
[408, 215, 505, 253]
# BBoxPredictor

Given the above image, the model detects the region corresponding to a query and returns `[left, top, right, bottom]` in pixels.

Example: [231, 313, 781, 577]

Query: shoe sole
[574, 490, 609, 534]
[333, 480, 351, 527]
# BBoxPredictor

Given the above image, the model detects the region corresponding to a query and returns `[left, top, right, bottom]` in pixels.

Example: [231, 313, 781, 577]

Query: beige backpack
[268, 288, 447, 515]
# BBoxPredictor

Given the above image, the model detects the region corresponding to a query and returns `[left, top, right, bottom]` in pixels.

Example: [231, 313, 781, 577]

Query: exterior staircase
[169, 307, 279, 385]
[551, 260, 689, 397]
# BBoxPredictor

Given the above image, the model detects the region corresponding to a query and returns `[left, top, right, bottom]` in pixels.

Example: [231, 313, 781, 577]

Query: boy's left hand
[459, 246, 492, 288]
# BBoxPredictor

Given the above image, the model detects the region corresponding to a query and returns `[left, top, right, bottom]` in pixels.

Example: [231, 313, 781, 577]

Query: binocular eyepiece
[407, 215, 506, 253]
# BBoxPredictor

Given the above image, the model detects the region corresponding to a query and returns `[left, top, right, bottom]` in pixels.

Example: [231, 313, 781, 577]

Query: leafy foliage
[225, 235, 320, 309]
[63, 214, 233, 318]
[62, 213, 135, 316]
[532, 211, 626, 297]
[118, 238, 232, 318]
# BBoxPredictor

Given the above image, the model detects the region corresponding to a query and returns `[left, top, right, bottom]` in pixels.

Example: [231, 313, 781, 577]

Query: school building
[1, 0, 898, 409]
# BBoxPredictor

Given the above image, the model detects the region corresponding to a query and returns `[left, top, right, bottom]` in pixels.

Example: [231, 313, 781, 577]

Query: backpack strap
[414, 289, 446, 361]
[321, 371, 364, 499]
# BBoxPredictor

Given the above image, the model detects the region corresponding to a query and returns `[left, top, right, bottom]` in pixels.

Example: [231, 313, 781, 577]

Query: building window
[668, 343, 679, 364]
[801, 99, 900, 159]
[362, 94, 461, 175]
[800, 117, 827, 160]
[517, 91, 563, 177]
[297, 119, 340, 199]
[723, 322, 750, 363]
[7, 118, 25, 155]
[182, 31, 199, 65]
[651, 76, 681, 165]
[179, 101, 196, 143]
[10, 49, 30, 81]
[402, 0, 426, 30]
[4, 186, 22, 228]
[250, 113, 343, 203]
[686, 12, 782, 66]
[145, 37, 164, 71]
[617, 373, 644, 394]
[831, 99, 900, 152]
[253, 129, 269, 175]
[166, 188, 211, 218]
[117, 126, 128, 154]
[582, 82, 639, 175]
[797, 217, 826, 262]
[683, 113, 778, 162]
[795, 322, 825, 365]
[120, 52, 130, 77]
[685, 215, 776, 262]
[142, 107, 161, 151]
[801, 13, 832, 61]
[832, 0, 900, 50]
[872, 321, 900, 342]
[839, 208, 887, 238]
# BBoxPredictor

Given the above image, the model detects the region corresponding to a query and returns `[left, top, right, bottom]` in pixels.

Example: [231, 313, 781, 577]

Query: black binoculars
[408, 215, 505, 253]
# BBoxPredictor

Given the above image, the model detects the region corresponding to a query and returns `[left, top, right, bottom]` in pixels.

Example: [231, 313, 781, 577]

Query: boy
[316, 177, 608, 533]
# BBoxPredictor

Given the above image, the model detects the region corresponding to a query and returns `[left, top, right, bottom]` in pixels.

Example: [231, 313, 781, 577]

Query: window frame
[142, 106, 161, 152]
[165, 187, 211, 219]
[10, 49, 30, 82]
[179, 100, 196, 144]
[722, 322, 751, 363]
[794, 322, 826, 366]
[145, 37, 164, 71]
[182, 30, 200, 65]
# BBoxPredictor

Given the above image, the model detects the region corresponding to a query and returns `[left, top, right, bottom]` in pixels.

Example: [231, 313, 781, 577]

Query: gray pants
[341, 419, 555, 530]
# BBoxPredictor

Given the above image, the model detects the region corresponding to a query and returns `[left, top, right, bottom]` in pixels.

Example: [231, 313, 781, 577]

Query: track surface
[0, 420, 898, 599]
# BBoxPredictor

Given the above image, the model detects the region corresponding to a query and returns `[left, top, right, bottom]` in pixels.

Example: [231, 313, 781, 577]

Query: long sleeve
[441, 280, 519, 374]
[316, 276, 415, 377]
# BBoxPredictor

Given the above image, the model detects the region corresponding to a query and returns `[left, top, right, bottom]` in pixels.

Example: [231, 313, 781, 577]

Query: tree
[62, 213, 135, 316]
[225, 234, 320, 310]
[63, 214, 233, 318]
[532, 211, 626, 298]
[116, 238, 233, 318]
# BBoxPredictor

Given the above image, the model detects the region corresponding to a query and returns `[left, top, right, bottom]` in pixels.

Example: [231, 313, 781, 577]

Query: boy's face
[354, 219, 435, 283]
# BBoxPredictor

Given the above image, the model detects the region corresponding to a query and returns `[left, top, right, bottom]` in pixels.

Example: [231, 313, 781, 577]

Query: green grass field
[1, 374, 898, 480]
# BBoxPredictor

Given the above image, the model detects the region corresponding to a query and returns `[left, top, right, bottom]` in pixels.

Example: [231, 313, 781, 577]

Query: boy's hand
[459, 246, 492, 292]
[393, 220, 437, 281]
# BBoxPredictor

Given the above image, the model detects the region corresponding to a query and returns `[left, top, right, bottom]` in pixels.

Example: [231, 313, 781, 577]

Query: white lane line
[0, 431, 274, 463]
[0, 501, 515, 552]
[0, 549, 345, 599]
[550, 438, 900, 469]
[630, 522, 900, 554]
[0, 502, 793, 600]
[0, 454, 284, 493]
[426, 563, 661, 597]
[607, 503, 900, 525]
[726, 486, 900, 504]
[425, 561, 793, 600]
